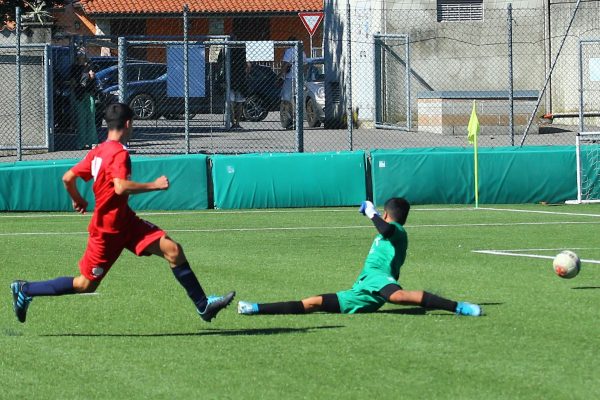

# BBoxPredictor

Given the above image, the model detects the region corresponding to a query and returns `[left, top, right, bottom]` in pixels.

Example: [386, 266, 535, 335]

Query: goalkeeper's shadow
[378, 302, 503, 316]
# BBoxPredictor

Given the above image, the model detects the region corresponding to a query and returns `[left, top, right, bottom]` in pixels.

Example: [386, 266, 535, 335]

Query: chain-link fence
[3, 2, 600, 162]
[115, 39, 304, 154]
[0, 43, 52, 158]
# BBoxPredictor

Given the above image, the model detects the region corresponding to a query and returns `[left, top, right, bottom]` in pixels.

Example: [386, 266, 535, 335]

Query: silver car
[304, 58, 325, 128]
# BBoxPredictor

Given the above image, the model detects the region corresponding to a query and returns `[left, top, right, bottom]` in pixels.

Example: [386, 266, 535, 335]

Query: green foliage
[1, 1, 64, 23]
[0, 205, 599, 399]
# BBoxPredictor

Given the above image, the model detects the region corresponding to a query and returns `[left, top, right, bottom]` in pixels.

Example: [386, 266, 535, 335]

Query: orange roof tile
[80, 0, 323, 15]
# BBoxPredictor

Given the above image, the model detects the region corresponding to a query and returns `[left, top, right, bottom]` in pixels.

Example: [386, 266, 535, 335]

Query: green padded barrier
[0, 155, 208, 211]
[211, 152, 367, 209]
[371, 146, 576, 205]
[129, 155, 208, 211]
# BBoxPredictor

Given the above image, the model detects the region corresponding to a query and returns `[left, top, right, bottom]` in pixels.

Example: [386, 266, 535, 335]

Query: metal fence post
[507, 3, 514, 146]
[44, 44, 54, 152]
[295, 40, 304, 152]
[405, 34, 411, 130]
[117, 37, 127, 103]
[576, 40, 584, 203]
[374, 35, 381, 125]
[15, 7, 22, 161]
[183, 4, 190, 154]
[346, 0, 353, 150]
[224, 43, 231, 131]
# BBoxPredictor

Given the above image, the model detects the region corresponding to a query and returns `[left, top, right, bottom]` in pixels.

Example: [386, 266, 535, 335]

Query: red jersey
[71, 140, 136, 233]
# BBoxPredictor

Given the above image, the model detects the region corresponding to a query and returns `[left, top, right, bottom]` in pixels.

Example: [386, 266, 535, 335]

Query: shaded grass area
[1, 205, 599, 399]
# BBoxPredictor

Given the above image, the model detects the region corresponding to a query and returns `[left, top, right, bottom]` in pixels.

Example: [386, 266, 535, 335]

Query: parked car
[96, 63, 167, 92]
[242, 64, 281, 122]
[304, 58, 325, 128]
[98, 63, 280, 121]
[96, 63, 169, 120]
[279, 58, 326, 129]
[88, 56, 148, 73]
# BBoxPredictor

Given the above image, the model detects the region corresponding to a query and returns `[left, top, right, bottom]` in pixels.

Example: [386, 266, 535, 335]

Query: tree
[1, 0, 67, 24]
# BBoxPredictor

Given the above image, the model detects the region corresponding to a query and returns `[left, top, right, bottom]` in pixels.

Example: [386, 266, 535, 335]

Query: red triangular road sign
[299, 12, 324, 37]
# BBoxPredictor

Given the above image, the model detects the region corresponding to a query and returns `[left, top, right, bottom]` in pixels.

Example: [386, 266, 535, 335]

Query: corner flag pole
[474, 128, 479, 209]
[467, 100, 480, 208]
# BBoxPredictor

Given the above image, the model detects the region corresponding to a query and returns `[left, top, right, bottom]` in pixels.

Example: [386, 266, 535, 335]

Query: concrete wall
[346, 0, 600, 129]
[548, 1, 600, 120]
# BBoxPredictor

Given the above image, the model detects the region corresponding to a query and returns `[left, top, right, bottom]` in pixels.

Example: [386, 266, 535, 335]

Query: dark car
[99, 63, 280, 121]
[96, 63, 167, 91]
[241, 64, 281, 122]
[88, 56, 148, 73]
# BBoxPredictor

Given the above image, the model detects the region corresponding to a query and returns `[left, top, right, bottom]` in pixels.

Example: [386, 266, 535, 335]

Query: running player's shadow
[40, 325, 344, 338]
[572, 286, 600, 290]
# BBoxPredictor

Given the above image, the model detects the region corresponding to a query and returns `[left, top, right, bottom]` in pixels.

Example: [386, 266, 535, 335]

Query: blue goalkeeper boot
[237, 301, 259, 315]
[198, 291, 236, 322]
[11, 280, 32, 323]
[455, 302, 483, 317]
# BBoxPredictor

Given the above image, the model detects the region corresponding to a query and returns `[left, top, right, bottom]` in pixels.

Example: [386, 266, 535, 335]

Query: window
[140, 64, 167, 81]
[209, 18, 224, 35]
[437, 0, 484, 22]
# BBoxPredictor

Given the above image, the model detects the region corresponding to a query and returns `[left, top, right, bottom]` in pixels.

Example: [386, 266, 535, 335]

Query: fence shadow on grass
[40, 325, 344, 338]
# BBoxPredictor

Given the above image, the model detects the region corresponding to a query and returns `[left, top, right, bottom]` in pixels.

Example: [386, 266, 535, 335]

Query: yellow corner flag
[467, 101, 480, 145]
[467, 101, 480, 208]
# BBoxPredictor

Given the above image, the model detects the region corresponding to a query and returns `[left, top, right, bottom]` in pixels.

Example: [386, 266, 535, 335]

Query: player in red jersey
[11, 103, 235, 323]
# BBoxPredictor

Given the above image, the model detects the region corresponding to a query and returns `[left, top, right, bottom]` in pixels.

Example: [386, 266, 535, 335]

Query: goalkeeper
[238, 198, 482, 316]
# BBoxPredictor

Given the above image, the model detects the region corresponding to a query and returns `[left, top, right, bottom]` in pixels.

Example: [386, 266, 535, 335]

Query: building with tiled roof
[79, 0, 322, 15]
[63, 0, 324, 58]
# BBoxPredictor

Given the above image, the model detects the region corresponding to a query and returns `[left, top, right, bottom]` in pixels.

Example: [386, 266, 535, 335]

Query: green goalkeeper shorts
[336, 288, 387, 314]
[336, 274, 398, 314]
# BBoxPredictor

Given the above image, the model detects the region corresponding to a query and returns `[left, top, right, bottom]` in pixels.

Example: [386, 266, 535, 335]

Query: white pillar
[350, 0, 380, 124]
[95, 20, 111, 56]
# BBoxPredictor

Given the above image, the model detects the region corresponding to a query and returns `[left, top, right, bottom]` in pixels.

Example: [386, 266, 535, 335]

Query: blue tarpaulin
[167, 45, 205, 97]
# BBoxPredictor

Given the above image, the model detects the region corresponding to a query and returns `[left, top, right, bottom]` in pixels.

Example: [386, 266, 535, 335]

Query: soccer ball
[552, 251, 581, 279]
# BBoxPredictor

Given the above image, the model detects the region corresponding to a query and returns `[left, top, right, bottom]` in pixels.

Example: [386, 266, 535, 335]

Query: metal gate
[374, 33, 411, 131]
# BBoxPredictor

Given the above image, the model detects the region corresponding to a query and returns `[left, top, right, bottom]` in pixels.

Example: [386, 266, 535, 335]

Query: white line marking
[77, 292, 100, 296]
[486, 247, 600, 252]
[480, 207, 600, 218]
[2, 220, 600, 236]
[473, 249, 600, 265]
[0, 207, 473, 219]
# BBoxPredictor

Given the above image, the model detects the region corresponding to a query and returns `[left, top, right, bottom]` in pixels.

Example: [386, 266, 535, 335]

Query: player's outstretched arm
[359, 201, 396, 238]
[113, 176, 169, 195]
[62, 170, 88, 214]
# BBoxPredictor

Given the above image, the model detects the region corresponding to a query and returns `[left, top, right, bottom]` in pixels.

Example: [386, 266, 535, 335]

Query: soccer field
[1, 205, 599, 399]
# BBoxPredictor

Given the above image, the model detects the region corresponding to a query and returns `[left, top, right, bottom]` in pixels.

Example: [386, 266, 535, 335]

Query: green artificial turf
[1, 205, 599, 399]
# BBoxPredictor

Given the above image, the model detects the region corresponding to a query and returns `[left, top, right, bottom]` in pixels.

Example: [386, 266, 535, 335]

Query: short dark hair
[384, 198, 410, 225]
[104, 103, 134, 130]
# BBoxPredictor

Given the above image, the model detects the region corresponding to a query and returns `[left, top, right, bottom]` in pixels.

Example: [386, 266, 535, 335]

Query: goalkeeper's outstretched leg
[238, 288, 481, 316]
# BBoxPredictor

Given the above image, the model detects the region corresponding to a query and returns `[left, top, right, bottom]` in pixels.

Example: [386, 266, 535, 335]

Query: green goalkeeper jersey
[354, 222, 408, 288]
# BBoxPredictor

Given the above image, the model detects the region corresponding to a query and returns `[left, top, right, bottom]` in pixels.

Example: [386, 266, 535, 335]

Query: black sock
[421, 292, 458, 312]
[171, 262, 208, 312]
[23, 277, 76, 297]
[258, 301, 305, 315]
